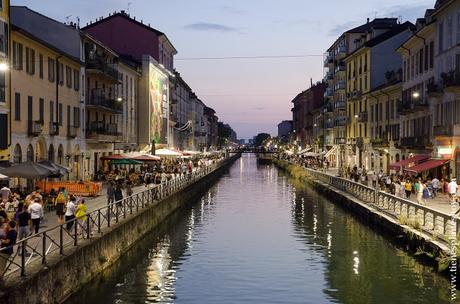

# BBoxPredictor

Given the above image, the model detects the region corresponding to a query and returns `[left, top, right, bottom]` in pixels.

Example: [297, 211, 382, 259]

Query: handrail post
[74, 218, 78, 246]
[116, 203, 119, 223]
[42, 232, 46, 264]
[59, 225, 64, 254]
[123, 199, 127, 219]
[21, 241, 26, 276]
[107, 204, 111, 228]
[86, 216, 90, 239]
[97, 210, 101, 233]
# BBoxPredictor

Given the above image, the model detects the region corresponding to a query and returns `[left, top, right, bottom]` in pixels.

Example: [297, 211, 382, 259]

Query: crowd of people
[0, 153, 226, 280]
[279, 153, 459, 206]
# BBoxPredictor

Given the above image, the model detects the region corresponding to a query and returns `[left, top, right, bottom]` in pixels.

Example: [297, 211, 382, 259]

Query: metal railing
[296, 164, 458, 243]
[0, 155, 235, 280]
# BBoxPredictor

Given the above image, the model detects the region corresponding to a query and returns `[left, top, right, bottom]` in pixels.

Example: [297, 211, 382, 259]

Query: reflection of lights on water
[144, 239, 177, 302]
[353, 251, 360, 275]
[327, 228, 332, 254]
[313, 214, 317, 237]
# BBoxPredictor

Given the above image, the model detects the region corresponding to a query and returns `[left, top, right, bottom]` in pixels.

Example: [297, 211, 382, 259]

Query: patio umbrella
[0, 161, 55, 179]
[109, 159, 142, 165]
[38, 160, 69, 176]
[155, 148, 183, 156]
[0, 173, 8, 180]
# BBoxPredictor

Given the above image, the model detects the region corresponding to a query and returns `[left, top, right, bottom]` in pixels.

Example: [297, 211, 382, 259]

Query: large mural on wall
[149, 64, 169, 144]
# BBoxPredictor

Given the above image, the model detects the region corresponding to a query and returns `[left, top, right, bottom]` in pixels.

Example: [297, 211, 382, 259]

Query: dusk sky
[14, 0, 433, 139]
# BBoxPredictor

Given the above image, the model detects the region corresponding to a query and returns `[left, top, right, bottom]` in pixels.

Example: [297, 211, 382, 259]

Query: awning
[389, 154, 430, 171]
[109, 159, 142, 165]
[101, 154, 126, 160]
[403, 159, 449, 174]
[303, 152, 319, 157]
[324, 146, 337, 158]
[297, 147, 312, 155]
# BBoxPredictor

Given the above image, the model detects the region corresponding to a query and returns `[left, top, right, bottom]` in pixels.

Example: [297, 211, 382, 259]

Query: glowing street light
[116, 97, 123, 102]
[412, 91, 420, 99]
[0, 62, 9, 71]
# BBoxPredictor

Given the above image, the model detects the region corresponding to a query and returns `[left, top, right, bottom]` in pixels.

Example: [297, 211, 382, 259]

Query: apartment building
[10, 6, 84, 180]
[0, 0, 9, 165]
[344, 20, 414, 169]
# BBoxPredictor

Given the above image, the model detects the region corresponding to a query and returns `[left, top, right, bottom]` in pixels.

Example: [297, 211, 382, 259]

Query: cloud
[327, 2, 432, 37]
[184, 22, 238, 32]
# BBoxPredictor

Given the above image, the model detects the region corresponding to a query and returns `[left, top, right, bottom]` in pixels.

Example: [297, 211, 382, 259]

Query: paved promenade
[323, 168, 455, 215]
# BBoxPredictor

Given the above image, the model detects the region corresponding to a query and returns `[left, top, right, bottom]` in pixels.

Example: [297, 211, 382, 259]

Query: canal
[67, 154, 454, 304]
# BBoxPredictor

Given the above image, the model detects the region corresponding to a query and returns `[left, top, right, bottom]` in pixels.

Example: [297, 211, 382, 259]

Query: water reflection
[67, 155, 455, 304]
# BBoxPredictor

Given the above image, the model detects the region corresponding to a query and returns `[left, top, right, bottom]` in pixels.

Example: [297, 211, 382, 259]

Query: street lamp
[0, 62, 9, 71]
[412, 91, 420, 99]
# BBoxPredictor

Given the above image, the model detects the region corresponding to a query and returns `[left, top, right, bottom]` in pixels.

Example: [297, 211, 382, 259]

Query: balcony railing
[336, 45, 346, 56]
[67, 126, 77, 138]
[335, 64, 345, 73]
[49, 122, 58, 136]
[324, 87, 334, 97]
[86, 122, 122, 142]
[86, 56, 120, 82]
[334, 80, 346, 91]
[87, 89, 123, 113]
[325, 120, 334, 129]
[441, 70, 460, 89]
[28, 120, 43, 137]
[335, 117, 348, 126]
[370, 138, 389, 147]
[335, 100, 346, 109]
[398, 96, 429, 114]
[322, 103, 333, 114]
[433, 125, 460, 137]
[399, 136, 430, 148]
[323, 54, 333, 67]
[325, 71, 333, 80]
[335, 137, 346, 144]
[357, 111, 368, 123]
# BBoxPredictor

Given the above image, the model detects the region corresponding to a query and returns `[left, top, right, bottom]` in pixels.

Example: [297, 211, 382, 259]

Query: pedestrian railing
[0, 155, 236, 281]
[288, 161, 458, 243]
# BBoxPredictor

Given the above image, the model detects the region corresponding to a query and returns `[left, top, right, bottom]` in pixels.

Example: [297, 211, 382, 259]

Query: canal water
[67, 154, 455, 304]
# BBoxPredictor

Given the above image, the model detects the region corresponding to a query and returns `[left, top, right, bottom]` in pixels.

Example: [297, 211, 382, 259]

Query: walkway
[323, 168, 454, 214]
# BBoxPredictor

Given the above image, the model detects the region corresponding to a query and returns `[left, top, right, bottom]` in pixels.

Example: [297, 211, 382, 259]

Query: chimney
[310, 78, 313, 87]
[121, 10, 125, 15]
[367, 18, 370, 23]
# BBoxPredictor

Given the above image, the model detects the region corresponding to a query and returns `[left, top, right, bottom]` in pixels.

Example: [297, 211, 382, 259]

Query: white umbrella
[155, 148, 183, 156]
[0, 173, 8, 180]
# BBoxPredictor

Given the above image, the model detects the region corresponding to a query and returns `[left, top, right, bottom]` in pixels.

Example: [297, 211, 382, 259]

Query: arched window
[26, 144, 34, 162]
[13, 144, 22, 164]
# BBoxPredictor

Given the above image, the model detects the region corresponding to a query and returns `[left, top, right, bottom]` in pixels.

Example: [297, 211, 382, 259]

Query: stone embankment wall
[274, 159, 456, 273]
[1, 155, 240, 304]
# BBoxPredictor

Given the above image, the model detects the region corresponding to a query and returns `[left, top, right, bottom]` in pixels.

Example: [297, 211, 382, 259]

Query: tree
[254, 133, 271, 147]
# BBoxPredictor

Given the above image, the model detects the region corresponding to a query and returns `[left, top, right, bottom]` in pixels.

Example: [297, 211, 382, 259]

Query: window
[27, 96, 33, 122]
[12, 41, 23, 70]
[438, 22, 444, 53]
[48, 58, 55, 82]
[419, 48, 424, 74]
[0, 114, 6, 149]
[430, 41, 434, 69]
[447, 15, 453, 48]
[73, 69, 79, 91]
[0, 21, 8, 55]
[424, 45, 429, 71]
[50, 101, 54, 123]
[58, 103, 63, 126]
[457, 11, 460, 43]
[73, 107, 80, 127]
[39, 54, 43, 79]
[67, 105, 71, 127]
[39, 98, 44, 122]
[0, 70, 5, 103]
[66, 66, 72, 88]
[58, 63, 64, 85]
[14, 93, 20, 121]
[25, 47, 35, 75]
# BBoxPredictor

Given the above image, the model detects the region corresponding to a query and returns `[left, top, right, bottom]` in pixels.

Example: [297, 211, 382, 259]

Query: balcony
[357, 111, 368, 123]
[86, 56, 120, 83]
[335, 116, 348, 126]
[335, 64, 345, 74]
[398, 96, 429, 115]
[399, 136, 430, 148]
[335, 137, 346, 144]
[336, 45, 346, 57]
[441, 70, 460, 92]
[334, 80, 346, 91]
[325, 71, 333, 81]
[322, 103, 333, 114]
[433, 124, 460, 137]
[323, 54, 333, 67]
[67, 126, 77, 138]
[28, 120, 43, 137]
[335, 100, 346, 109]
[325, 120, 334, 129]
[49, 122, 59, 136]
[324, 87, 334, 98]
[87, 89, 123, 113]
[371, 138, 389, 147]
[86, 122, 122, 143]
[426, 82, 442, 96]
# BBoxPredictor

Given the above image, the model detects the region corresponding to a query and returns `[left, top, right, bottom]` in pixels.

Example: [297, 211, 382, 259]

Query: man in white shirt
[28, 199, 44, 234]
[431, 177, 440, 198]
[0, 186, 11, 202]
[448, 178, 458, 203]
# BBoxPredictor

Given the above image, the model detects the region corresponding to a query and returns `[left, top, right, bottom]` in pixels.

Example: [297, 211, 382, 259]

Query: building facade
[0, 0, 9, 165]
[10, 6, 84, 180]
[278, 120, 293, 139]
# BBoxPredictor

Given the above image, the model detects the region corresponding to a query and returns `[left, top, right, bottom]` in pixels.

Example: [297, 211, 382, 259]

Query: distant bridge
[230, 147, 278, 154]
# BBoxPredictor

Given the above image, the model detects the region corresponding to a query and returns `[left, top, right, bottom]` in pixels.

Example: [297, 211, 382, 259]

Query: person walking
[114, 184, 123, 205]
[16, 204, 31, 255]
[0, 221, 17, 279]
[107, 182, 115, 207]
[431, 177, 440, 198]
[415, 179, 424, 205]
[65, 197, 77, 231]
[422, 182, 430, 205]
[404, 179, 412, 199]
[0, 186, 10, 204]
[75, 199, 87, 236]
[448, 178, 458, 203]
[55, 189, 66, 225]
[28, 198, 43, 234]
